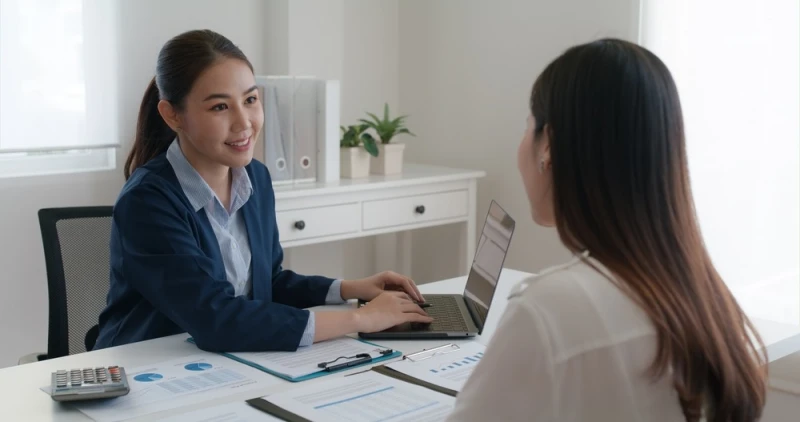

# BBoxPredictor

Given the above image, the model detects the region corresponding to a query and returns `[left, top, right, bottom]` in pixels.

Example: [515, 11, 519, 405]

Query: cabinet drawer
[362, 190, 468, 230]
[276, 204, 360, 241]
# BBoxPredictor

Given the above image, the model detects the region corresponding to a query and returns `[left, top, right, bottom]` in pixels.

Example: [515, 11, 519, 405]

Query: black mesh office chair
[18, 206, 113, 364]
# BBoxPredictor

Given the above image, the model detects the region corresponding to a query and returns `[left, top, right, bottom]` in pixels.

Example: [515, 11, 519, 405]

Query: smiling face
[158, 57, 263, 176]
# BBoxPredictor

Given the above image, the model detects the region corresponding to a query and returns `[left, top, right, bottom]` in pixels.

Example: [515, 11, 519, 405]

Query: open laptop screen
[463, 201, 515, 332]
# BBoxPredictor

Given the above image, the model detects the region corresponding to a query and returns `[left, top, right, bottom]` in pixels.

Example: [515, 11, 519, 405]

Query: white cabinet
[362, 190, 468, 230]
[276, 203, 360, 242]
[273, 163, 485, 273]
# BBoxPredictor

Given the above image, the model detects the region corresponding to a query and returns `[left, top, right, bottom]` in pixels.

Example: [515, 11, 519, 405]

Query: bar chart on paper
[429, 350, 484, 383]
[387, 342, 487, 392]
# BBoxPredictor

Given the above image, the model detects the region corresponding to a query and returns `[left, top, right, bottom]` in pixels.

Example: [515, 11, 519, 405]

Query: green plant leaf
[384, 103, 390, 121]
[396, 128, 415, 136]
[361, 133, 379, 157]
[390, 115, 408, 126]
[366, 112, 383, 125]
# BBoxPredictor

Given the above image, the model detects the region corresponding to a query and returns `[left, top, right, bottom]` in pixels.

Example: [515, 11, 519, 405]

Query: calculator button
[96, 368, 108, 383]
[55, 370, 68, 388]
[82, 368, 95, 383]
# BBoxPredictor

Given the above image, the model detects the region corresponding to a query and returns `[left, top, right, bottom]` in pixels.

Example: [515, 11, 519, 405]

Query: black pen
[323, 355, 373, 372]
[418, 303, 433, 309]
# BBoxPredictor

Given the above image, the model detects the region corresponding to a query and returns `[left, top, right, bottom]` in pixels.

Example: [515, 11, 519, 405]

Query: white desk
[274, 163, 486, 274]
[3, 268, 800, 421]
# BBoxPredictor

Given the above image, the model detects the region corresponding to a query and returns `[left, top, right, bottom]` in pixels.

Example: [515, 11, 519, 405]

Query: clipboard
[245, 368, 458, 422]
[246, 397, 312, 422]
[185, 337, 402, 382]
[368, 343, 462, 397]
[402, 343, 462, 362]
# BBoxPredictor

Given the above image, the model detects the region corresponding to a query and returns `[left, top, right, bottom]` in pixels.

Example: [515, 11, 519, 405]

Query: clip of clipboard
[403, 343, 461, 362]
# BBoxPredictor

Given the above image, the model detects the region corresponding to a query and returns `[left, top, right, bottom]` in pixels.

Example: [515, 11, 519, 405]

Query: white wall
[0, 0, 399, 368]
[397, 0, 639, 281]
[267, 0, 400, 282]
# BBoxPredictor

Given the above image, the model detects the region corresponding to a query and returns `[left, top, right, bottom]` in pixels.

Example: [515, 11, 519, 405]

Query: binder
[185, 337, 401, 382]
[290, 77, 317, 183]
[254, 76, 340, 185]
[261, 80, 292, 183]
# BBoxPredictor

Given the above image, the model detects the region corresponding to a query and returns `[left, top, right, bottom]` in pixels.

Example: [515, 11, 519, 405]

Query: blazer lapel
[242, 199, 269, 301]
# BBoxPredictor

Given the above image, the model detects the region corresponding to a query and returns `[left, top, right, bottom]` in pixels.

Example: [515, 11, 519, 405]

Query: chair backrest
[39, 206, 113, 359]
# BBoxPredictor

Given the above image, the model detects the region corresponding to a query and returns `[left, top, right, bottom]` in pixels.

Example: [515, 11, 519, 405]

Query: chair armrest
[18, 352, 46, 365]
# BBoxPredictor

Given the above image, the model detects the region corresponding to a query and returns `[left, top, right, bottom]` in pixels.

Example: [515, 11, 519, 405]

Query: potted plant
[339, 123, 378, 178]
[359, 103, 415, 175]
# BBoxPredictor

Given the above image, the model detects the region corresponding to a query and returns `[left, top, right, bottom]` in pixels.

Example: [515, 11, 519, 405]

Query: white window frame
[0, 149, 115, 179]
[0, 0, 119, 179]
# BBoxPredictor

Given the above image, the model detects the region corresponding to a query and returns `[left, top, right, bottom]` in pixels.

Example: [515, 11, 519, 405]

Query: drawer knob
[415, 205, 426, 214]
[294, 220, 306, 230]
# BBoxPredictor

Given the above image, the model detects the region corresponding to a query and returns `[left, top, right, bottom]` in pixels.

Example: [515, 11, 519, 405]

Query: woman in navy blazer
[94, 29, 432, 352]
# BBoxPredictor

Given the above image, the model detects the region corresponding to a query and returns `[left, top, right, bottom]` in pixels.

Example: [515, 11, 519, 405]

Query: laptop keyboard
[422, 296, 470, 332]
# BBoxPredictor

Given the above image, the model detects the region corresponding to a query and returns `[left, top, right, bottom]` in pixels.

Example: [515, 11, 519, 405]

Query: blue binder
[185, 337, 402, 382]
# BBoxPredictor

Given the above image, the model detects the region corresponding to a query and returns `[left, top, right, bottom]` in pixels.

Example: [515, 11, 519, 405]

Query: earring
[539, 159, 545, 173]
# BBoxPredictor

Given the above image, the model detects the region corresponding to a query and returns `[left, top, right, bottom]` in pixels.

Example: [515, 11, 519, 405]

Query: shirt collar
[166, 139, 253, 214]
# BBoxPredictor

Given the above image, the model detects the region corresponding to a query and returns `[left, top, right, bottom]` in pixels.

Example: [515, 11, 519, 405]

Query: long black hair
[124, 29, 253, 179]
[530, 38, 766, 421]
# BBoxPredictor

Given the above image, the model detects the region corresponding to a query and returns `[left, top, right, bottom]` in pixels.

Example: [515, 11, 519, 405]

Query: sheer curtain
[640, 0, 800, 324]
[0, 0, 118, 156]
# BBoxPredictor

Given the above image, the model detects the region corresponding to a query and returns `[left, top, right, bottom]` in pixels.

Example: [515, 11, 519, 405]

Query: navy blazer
[94, 154, 335, 352]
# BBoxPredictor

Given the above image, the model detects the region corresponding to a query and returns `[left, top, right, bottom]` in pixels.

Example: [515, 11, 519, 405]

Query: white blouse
[446, 254, 684, 421]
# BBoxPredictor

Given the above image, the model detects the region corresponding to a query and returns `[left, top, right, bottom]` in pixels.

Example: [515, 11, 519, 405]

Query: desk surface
[3, 268, 799, 421]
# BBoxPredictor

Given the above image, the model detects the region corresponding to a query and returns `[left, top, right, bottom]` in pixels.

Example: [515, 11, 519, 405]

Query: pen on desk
[417, 303, 432, 309]
[323, 355, 373, 372]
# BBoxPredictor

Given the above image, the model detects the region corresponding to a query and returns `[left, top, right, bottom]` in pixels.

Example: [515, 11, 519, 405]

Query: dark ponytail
[124, 78, 175, 179]
[124, 29, 253, 179]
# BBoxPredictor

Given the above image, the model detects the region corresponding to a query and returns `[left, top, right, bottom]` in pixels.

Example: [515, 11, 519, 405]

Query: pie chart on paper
[133, 373, 163, 382]
[184, 362, 213, 371]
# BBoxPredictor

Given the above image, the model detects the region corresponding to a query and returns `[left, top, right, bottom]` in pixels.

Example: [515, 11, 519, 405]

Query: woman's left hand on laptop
[341, 271, 424, 303]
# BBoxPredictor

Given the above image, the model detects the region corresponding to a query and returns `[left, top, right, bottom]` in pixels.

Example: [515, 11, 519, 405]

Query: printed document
[387, 342, 486, 391]
[155, 401, 280, 422]
[67, 354, 280, 422]
[261, 371, 455, 421]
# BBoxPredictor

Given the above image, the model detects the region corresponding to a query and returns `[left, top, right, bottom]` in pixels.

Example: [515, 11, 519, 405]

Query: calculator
[50, 366, 130, 402]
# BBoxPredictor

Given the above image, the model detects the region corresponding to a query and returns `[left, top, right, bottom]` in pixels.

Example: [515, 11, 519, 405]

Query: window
[0, 0, 119, 178]
[640, 0, 800, 324]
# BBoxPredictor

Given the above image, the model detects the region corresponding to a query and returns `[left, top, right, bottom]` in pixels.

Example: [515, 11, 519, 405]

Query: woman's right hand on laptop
[355, 291, 433, 332]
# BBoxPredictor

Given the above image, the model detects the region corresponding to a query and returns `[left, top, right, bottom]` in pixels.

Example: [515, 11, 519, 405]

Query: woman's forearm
[312, 311, 362, 343]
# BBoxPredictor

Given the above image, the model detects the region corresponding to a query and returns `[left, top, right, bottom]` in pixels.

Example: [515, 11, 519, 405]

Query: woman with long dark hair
[447, 39, 767, 422]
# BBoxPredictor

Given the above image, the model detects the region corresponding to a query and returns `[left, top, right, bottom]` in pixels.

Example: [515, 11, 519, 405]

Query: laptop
[358, 200, 515, 339]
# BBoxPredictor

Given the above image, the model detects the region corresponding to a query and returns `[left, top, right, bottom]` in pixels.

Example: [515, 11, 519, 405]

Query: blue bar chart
[430, 351, 484, 374]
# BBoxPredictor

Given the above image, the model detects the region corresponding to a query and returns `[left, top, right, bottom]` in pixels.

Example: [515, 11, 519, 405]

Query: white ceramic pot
[340, 147, 371, 178]
[371, 143, 405, 175]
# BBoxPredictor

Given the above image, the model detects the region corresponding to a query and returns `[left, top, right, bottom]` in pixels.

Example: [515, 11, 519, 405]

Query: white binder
[255, 76, 340, 185]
